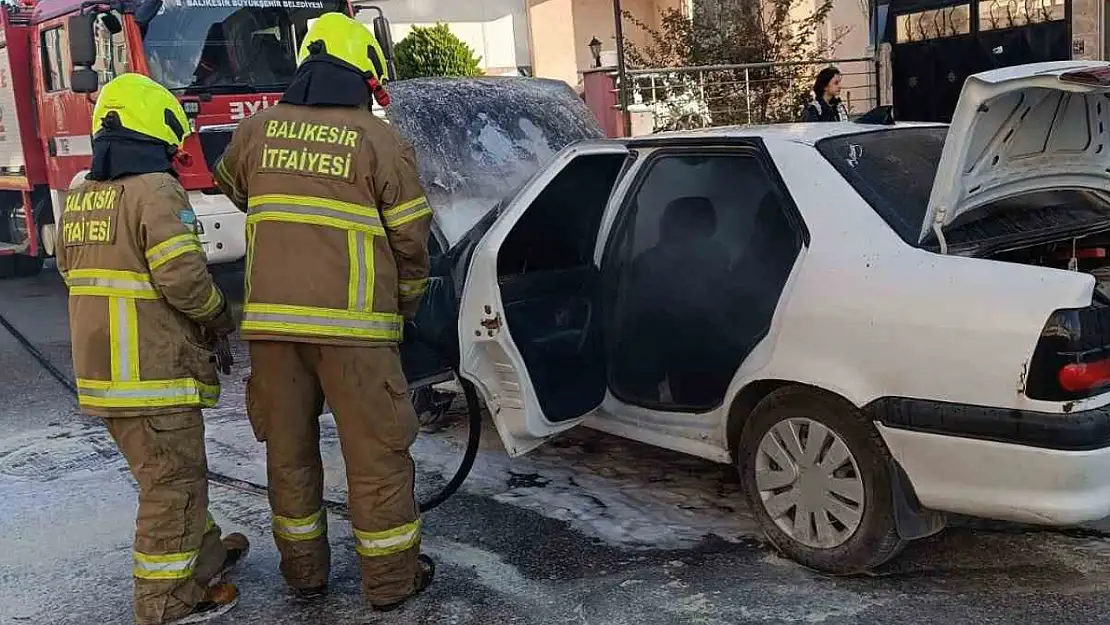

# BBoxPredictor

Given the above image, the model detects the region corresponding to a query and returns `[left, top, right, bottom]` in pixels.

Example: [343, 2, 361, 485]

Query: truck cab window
[92, 13, 131, 84]
[138, 0, 346, 94]
[40, 27, 68, 91]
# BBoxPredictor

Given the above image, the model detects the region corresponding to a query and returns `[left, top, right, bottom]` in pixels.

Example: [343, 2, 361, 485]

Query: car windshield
[816, 127, 947, 244]
[134, 0, 346, 93]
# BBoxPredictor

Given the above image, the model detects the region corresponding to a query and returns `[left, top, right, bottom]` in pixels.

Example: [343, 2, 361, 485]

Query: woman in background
[802, 66, 849, 122]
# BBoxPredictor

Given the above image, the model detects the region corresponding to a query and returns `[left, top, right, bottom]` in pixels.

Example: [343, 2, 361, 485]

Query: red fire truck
[0, 0, 394, 278]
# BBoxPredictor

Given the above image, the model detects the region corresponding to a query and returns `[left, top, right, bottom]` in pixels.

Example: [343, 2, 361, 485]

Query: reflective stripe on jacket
[55, 173, 227, 417]
[214, 103, 432, 346]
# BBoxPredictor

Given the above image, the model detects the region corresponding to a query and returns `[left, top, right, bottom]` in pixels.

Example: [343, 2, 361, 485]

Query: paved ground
[6, 266, 1110, 625]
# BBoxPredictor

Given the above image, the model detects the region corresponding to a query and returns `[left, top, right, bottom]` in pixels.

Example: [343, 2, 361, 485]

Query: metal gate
[891, 0, 1070, 122]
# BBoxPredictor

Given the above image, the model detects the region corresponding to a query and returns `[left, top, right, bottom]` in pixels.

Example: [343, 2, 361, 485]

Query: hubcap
[755, 417, 864, 549]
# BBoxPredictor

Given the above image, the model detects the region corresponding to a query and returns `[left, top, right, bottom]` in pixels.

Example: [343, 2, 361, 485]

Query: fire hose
[0, 308, 483, 514]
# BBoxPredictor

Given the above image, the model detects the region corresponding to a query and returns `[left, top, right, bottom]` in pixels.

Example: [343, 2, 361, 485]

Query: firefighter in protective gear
[213, 12, 435, 611]
[56, 73, 249, 625]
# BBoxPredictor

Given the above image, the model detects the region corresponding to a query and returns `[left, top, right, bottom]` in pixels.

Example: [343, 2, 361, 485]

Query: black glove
[211, 336, 233, 375]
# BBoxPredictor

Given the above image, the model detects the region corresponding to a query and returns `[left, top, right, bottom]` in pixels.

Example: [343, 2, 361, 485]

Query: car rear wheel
[738, 386, 906, 574]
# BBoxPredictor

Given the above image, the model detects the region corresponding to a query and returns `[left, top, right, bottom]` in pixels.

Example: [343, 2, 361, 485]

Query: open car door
[457, 141, 630, 456]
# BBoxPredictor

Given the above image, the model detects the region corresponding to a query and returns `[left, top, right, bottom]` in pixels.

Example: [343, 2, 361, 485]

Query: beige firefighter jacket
[214, 103, 432, 347]
[56, 173, 234, 417]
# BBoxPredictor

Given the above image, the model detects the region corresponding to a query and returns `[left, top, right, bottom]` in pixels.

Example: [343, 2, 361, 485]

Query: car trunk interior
[986, 229, 1110, 305]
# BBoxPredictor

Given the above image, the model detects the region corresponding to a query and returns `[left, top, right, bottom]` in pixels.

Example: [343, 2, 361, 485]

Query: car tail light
[1026, 308, 1110, 400]
[1059, 359, 1110, 392]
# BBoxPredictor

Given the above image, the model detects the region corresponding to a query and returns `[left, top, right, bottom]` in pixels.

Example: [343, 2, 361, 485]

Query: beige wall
[527, 0, 579, 84]
[528, 0, 684, 87]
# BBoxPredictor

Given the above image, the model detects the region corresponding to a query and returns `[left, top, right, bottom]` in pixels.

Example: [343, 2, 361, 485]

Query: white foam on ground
[202, 407, 760, 550]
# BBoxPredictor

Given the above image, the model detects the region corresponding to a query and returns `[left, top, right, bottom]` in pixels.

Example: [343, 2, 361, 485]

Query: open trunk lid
[922, 61, 1110, 245]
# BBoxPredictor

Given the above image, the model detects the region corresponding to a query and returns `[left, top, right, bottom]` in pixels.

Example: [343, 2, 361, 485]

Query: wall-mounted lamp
[588, 36, 603, 68]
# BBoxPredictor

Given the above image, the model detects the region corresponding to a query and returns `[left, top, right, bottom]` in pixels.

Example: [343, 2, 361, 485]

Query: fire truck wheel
[14, 253, 43, 277]
[0, 253, 43, 279]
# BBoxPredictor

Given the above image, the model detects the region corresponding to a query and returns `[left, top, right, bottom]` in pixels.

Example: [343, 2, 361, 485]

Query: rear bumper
[188, 192, 245, 265]
[870, 398, 1110, 525]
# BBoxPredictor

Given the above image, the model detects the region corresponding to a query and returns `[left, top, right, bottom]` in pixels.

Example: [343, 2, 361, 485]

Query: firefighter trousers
[103, 411, 227, 625]
[246, 341, 421, 605]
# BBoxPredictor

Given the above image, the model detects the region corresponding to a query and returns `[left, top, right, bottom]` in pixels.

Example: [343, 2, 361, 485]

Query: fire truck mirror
[67, 13, 98, 67]
[71, 67, 99, 94]
[373, 16, 395, 81]
[100, 13, 123, 35]
[373, 16, 394, 59]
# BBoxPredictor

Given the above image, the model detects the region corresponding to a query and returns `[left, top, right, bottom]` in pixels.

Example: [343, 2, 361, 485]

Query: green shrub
[394, 23, 483, 80]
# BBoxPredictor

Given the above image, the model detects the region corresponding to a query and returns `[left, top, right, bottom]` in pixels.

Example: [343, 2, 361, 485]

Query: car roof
[624, 121, 948, 147]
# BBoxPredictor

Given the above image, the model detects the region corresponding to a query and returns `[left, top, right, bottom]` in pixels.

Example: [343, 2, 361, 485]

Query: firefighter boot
[208, 533, 251, 587]
[372, 554, 435, 612]
[163, 584, 239, 625]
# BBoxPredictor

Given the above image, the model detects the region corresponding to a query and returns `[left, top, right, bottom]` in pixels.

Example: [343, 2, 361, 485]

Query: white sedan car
[401, 61, 1110, 572]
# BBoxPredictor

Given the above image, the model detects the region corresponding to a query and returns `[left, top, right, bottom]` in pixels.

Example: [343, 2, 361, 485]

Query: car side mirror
[71, 67, 99, 93]
[67, 13, 97, 67]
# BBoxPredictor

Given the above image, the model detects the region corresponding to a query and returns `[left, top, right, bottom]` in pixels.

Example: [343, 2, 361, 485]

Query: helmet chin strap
[368, 76, 390, 108]
[172, 148, 193, 168]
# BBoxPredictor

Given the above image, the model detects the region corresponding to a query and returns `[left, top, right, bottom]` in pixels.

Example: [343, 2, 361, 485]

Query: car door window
[605, 151, 803, 411]
[91, 12, 131, 85]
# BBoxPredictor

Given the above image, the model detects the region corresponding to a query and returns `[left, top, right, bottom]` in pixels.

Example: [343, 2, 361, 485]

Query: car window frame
[596, 140, 810, 412]
[815, 126, 948, 246]
[600, 139, 811, 267]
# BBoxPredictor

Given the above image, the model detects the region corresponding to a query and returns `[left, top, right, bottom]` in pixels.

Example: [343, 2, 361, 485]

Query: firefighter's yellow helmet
[298, 12, 388, 81]
[92, 73, 190, 149]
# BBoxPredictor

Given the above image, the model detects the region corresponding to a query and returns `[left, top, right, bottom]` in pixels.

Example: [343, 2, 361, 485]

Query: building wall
[526, 0, 579, 84]
[527, 0, 684, 88]
[1072, 0, 1100, 60]
[362, 0, 532, 75]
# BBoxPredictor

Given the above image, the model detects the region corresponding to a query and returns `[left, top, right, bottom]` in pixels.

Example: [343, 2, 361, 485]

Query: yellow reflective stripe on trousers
[241, 303, 402, 340]
[247, 194, 384, 235]
[66, 268, 159, 299]
[109, 297, 141, 381]
[382, 196, 432, 229]
[398, 278, 427, 300]
[133, 549, 199, 580]
[347, 231, 375, 312]
[146, 233, 203, 271]
[274, 509, 326, 542]
[353, 519, 421, 557]
[77, 378, 220, 409]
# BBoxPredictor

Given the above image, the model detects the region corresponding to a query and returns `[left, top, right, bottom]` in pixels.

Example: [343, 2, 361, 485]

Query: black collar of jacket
[88, 127, 176, 182]
[280, 56, 371, 108]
